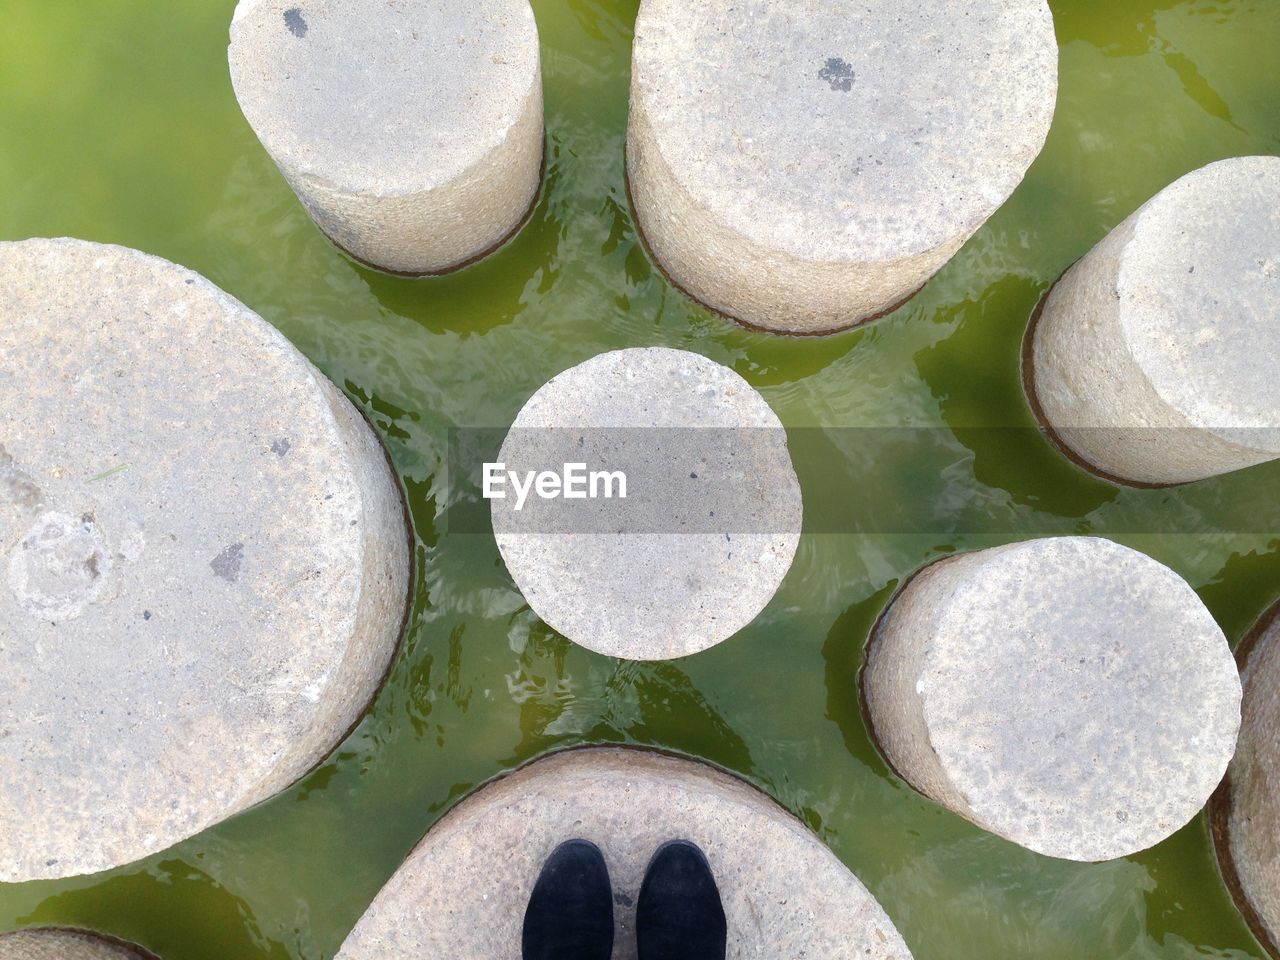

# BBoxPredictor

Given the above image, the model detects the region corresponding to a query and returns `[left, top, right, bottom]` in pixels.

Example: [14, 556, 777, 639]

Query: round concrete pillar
[492, 348, 801, 660]
[336, 747, 914, 959]
[0, 929, 154, 960]
[229, 0, 543, 275]
[0, 238, 411, 880]
[626, 0, 1058, 334]
[1212, 602, 1280, 958]
[862, 537, 1241, 862]
[1027, 156, 1280, 485]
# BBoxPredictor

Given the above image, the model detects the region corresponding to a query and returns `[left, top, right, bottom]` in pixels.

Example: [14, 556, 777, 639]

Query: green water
[2, 1, 1280, 957]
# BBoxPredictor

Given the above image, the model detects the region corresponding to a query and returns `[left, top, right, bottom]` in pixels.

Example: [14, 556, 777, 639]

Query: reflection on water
[0, 0, 1277, 957]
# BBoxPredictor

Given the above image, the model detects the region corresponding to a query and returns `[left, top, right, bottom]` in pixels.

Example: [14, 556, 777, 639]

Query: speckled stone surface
[0, 238, 410, 881]
[863, 537, 1241, 862]
[1030, 156, 1280, 485]
[229, 0, 543, 275]
[492, 348, 801, 660]
[627, 0, 1058, 334]
[335, 747, 914, 960]
[1214, 604, 1280, 957]
[0, 929, 151, 960]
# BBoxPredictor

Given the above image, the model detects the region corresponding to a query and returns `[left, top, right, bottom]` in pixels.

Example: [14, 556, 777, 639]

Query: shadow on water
[1197, 541, 1280, 643]
[821, 582, 900, 776]
[16, 863, 291, 960]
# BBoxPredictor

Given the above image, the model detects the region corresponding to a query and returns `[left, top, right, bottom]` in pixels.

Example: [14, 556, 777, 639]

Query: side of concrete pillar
[1212, 603, 1280, 958]
[336, 748, 914, 960]
[0, 238, 411, 881]
[229, 0, 543, 275]
[626, 0, 1058, 334]
[862, 537, 1241, 862]
[1027, 156, 1280, 485]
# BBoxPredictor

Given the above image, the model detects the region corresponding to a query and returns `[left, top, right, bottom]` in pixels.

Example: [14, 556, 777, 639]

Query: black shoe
[636, 840, 727, 960]
[522, 839, 615, 960]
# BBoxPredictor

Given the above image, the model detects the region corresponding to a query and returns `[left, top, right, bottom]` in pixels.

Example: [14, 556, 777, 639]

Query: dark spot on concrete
[84, 554, 100, 579]
[184, 278, 194, 285]
[271, 438, 292, 457]
[211, 542, 245, 583]
[690, 472, 698, 479]
[143, 610, 152, 621]
[45, 859, 57, 867]
[819, 57, 855, 92]
[284, 8, 308, 38]
[614, 890, 633, 907]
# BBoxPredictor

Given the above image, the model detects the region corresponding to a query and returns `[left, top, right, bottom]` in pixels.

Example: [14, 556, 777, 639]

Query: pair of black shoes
[522, 839, 727, 960]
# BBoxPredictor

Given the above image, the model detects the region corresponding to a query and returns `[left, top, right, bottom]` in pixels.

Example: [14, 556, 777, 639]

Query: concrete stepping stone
[335, 747, 914, 960]
[0, 929, 154, 960]
[862, 537, 1241, 862]
[1212, 602, 1280, 958]
[229, 0, 543, 276]
[491, 348, 801, 660]
[1026, 156, 1280, 485]
[0, 238, 411, 881]
[626, 0, 1058, 334]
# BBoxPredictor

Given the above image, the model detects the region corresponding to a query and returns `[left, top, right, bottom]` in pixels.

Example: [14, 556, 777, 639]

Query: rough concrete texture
[492, 348, 801, 660]
[0, 238, 410, 881]
[863, 537, 1241, 862]
[626, 0, 1058, 334]
[0, 929, 152, 960]
[336, 747, 914, 960]
[1214, 604, 1280, 957]
[1030, 156, 1280, 485]
[229, 0, 543, 275]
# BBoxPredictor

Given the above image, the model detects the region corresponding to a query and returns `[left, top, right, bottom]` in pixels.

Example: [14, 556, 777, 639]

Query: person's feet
[522, 839, 615, 960]
[636, 840, 727, 960]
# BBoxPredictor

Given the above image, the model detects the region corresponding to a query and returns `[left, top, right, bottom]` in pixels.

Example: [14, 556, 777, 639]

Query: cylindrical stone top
[0, 238, 410, 881]
[626, 0, 1058, 334]
[1028, 156, 1280, 485]
[335, 747, 914, 960]
[229, 0, 543, 276]
[1212, 603, 1280, 958]
[492, 348, 802, 660]
[862, 537, 1241, 862]
[0, 929, 153, 960]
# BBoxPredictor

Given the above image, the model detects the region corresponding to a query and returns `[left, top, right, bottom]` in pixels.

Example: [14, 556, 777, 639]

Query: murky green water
[2, 1, 1280, 957]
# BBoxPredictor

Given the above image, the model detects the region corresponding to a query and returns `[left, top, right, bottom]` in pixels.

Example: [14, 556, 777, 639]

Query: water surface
[1, 1, 1279, 957]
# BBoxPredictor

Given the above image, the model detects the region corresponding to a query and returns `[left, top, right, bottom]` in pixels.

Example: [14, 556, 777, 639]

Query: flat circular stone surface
[0, 930, 150, 960]
[1116, 156, 1280, 443]
[492, 348, 801, 660]
[630, 0, 1057, 263]
[870, 537, 1241, 861]
[0, 238, 409, 880]
[229, 0, 539, 194]
[336, 748, 913, 960]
